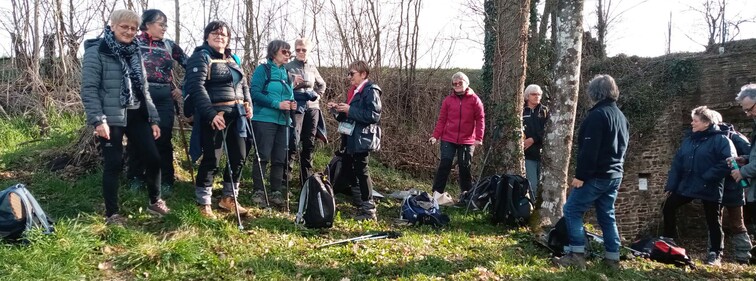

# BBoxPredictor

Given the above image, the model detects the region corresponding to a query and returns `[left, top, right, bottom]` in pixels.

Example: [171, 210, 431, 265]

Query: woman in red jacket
[429, 72, 485, 206]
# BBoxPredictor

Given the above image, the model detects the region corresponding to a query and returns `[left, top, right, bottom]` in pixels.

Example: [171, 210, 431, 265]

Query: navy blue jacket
[720, 123, 750, 207]
[335, 81, 382, 154]
[574, 99, 629, 181]
[665, 124, 735, 203]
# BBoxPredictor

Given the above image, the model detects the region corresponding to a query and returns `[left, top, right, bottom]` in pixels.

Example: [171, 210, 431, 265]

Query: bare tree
[594, 0, 648, 59]
[537, 0, 584, 230]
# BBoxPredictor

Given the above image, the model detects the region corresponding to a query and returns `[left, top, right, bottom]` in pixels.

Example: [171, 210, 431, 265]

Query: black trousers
[100, 108, 161, 217]
[126, 83, 175, 184]
[251, 121, 287, 193]
[287, 108, 320, 184]
[194, 113, 246, 187]
[431, 141, 475, 194]
[662, 192, 724, 253]
[335, 152, 373, 202]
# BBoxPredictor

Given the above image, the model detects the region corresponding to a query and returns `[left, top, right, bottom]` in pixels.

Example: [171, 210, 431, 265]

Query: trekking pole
[173, 100, 195, 184]
[585, 231, 645, 257]
[170, 71, 195, 184]
[466, 125, 498, 215]
[246, 119, 270, 208]
[284, 103, 294, 213]
[221, 127, 244, 231]
[318, 231, 402, 248]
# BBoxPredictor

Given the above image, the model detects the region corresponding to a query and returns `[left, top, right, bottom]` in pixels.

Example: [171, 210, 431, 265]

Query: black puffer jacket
[183, 43, 250, 123]
[336, 81, 382, 154]
[523, 103, 549, 160]
[665, 124, 735, 203]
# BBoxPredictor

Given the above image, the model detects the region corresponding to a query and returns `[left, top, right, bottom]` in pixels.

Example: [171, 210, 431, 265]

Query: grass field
[0, 115, 754, 280]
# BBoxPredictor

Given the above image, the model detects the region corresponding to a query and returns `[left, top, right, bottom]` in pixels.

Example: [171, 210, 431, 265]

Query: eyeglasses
[452, 81, 464, 87]
[295, 48, 307, 53]
[743, 103, 756, 113]
[210, 31, 228, 38]
[347, 71, 358, 77]
[153, 22, 168, 29]
[280, 49, 291, 56]
[117, 24, 137, 32]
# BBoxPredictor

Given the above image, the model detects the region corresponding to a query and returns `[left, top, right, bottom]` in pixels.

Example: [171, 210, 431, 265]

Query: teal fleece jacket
[250, 59, 294, 125]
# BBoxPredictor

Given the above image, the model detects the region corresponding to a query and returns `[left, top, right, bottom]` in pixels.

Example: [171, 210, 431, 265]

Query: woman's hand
[335, 103, 350, 113]
[151, 124, 161, 139]
[244, 102, 253, 119]
[428, 137, 437, 145]
[279, 101, 293, 110]
[95, 123, 110, 140]
[289, 101, 297, 110]
[211, 112, 226, 130]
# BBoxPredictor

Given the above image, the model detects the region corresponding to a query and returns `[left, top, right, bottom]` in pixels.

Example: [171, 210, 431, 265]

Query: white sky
[0, 0, 754, 69]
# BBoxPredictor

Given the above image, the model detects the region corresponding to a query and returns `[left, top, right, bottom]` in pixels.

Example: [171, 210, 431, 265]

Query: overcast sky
[0, 0, 753, 69]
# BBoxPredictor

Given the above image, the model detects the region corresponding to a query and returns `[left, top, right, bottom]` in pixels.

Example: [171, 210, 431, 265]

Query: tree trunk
[174, 0, 181, 45]
[486, 0, 530, 176]
[536, 0, 584, 231]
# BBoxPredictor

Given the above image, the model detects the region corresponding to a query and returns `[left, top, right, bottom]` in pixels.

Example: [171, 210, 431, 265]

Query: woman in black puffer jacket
[183, 21, 252, 219]
[663, 106, 735, 266]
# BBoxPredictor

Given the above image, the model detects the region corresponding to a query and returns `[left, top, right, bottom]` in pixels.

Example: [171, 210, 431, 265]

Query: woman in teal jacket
[250, 40, 296, 208]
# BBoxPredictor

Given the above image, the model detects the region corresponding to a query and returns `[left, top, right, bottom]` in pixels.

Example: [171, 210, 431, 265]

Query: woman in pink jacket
[428, 72, 485, 206]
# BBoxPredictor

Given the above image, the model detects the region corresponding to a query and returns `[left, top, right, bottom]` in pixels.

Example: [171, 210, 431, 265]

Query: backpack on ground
[630, 237, 696, 269]
[0, 183, 54, 242]
[490, 174, 533, 226]
[400, 192, 450, 227]
[459, 175, 501, 211]
[182, 51, 243, 118]
[545, 217, 592, 257]
[295, 173, 336, 229]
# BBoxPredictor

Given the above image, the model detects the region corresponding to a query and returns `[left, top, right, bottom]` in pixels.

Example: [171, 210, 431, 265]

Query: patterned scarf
[102, 26, 143, 108]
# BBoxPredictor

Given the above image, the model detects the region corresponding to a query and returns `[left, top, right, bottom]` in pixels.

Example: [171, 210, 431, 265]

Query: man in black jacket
[523, 84, 549, 199]
[552, 75, 629, 270]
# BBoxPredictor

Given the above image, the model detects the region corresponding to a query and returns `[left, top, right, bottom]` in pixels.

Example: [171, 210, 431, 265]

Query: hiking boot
[601, 258, 622, 270]
[160, 183, 173, 198]
[128, 178, 144, 191]
[704, 251, 721, 266]
[269, 191, 286, 208]
[355, 200, 377, 221]
[551, 252, 586, 270]
[252, 190, 268, 207]
[105, 214, 127, 226]
[433, 191, 455, 207]
[147, 199, 170, 217]
[219, 196, 249, 216]
[198, 205, 217, 219]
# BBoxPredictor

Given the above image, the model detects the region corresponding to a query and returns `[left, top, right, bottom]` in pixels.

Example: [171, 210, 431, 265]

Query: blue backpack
[400, 192, 449, 227]
[0, 184, 54, 242]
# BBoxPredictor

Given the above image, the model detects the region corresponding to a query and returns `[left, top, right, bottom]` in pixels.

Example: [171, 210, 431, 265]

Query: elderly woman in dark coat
[80, 9, 170, 225]
[663, 106, 735, 266]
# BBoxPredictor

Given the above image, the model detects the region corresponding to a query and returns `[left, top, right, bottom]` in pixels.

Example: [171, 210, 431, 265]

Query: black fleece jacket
[574, 99, 629, 181]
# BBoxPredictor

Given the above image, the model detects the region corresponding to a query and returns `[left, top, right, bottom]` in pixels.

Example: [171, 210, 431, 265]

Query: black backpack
[490, 174, 533, 226]
[460, 175, 500, 211]
[545, 217, 592, 257]
[327, 152, 349, 195]
[295, 173, 336, 228]
[0, 184, 54, 242]
[630, 237, 696, 269]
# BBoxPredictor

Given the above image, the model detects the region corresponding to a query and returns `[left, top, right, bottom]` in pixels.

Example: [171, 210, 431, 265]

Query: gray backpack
[0, 184, 54, 242]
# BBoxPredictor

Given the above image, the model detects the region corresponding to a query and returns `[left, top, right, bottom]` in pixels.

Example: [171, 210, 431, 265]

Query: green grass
[0, 116, 755, 280]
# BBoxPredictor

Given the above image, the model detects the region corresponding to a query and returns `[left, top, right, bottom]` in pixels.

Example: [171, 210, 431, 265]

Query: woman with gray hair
[284, 37, 327, 185]
[663, 105, 735, 266]
[428, 71, 485, 206]
[250, 40, 296, 209]
[523, 84, 549, 198]
[80, 9, 170, 225]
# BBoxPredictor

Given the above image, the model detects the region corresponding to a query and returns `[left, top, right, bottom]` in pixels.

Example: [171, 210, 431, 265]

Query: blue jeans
[525, 159, 540, 197]
[563, 177, 622, 261]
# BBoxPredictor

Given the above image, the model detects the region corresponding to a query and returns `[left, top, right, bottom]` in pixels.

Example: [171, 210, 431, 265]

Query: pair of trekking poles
[216, 103, 296, 231]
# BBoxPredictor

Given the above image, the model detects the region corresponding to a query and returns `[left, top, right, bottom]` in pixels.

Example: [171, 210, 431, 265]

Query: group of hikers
[80, 8, 756, 270]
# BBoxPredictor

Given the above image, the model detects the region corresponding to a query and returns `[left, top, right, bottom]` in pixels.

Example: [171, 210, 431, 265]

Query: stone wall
[609, 40, 756, 241]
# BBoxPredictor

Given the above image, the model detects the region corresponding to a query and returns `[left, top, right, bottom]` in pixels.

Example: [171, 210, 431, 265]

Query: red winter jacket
[432, 88, 485, 145]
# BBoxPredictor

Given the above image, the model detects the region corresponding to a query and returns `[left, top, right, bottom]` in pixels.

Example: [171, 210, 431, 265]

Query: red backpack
[630, 237, 696, 269]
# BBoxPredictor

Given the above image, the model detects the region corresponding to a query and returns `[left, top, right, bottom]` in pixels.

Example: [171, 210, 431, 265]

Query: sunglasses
[280, 49, 291, 55]
[452, 81, 464, 87]
[296, 48, 307, 53]
[347, 71, 358, 77]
